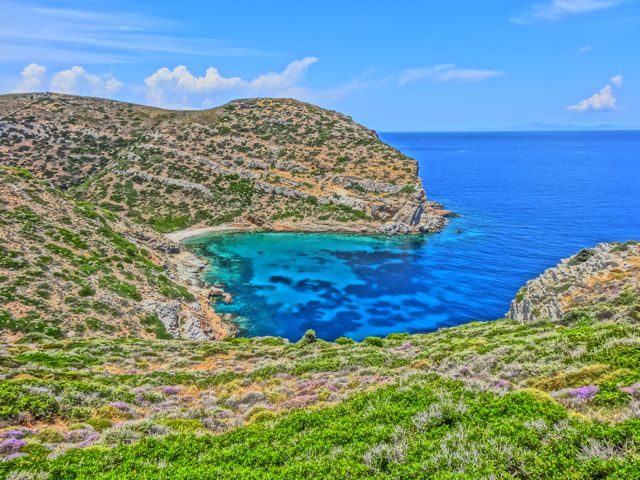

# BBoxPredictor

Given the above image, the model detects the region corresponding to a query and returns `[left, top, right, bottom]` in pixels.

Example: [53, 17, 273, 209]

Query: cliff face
[0, 166, 234, 341]
[507, 241, 640, 323]
[0, 93, 448, 235]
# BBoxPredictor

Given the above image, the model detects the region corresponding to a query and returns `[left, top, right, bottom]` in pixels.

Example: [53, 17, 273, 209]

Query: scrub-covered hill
[0, 166, 233, 341]
[1, 244, 639, 478]
[0, 93, 449, 236]
[508, 241, 639, 322]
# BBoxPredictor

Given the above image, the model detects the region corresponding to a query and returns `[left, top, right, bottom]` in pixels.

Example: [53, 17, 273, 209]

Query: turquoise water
[189, 131, 640, 341]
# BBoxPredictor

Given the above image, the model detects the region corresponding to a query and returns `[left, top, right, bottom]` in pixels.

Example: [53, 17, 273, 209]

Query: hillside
[508, 241, 640, 322]
[0, 166, 233, 341]
[1, 244, 639, 477]
[0, 93, 449, 235]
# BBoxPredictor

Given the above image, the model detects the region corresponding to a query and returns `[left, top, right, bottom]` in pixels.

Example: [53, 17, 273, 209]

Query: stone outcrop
[507, 241, 640, 323]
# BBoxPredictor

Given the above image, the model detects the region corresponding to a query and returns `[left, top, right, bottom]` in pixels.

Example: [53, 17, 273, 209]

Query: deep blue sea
[189, 131, 640, 341]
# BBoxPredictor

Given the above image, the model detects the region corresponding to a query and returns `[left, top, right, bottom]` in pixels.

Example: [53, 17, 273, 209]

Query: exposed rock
[507, 241, 640, 323]
[379, 222, 412, 235]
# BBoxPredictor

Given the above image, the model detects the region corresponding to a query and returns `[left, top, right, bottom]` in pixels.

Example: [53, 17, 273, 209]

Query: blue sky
[1, 0, 639, 130]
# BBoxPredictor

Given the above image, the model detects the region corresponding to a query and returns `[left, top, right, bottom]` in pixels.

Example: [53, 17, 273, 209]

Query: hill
[0, 166, 233, 341]
[0, 93, 449, 235]
[0, 242, 639, 477]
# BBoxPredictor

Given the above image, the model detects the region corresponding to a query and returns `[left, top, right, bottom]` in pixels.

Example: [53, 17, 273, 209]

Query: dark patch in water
[270, 275, 293, 285]
[366, 307, 392, 316]
[369, 314, 409, 327]
[401, 299, 431, 309]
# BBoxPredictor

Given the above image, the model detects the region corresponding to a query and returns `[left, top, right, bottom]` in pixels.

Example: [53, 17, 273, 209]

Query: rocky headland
[507, 240, 640, 323]
[0, 93, 451, 237]
[0, 92, 456, 342]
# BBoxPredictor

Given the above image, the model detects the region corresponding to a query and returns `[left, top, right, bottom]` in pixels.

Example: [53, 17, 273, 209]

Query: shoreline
[165, 211, 455, 243]
[165, 223, 261, 242]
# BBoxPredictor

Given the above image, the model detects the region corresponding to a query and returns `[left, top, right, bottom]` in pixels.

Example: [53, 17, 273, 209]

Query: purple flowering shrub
[0, 438, 26, 454]
[570, 385, 599, 400]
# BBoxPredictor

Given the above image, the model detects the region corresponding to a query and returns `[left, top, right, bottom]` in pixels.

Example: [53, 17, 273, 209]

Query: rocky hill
[0, 93, 449, 235]
[508, 241, 640, 323]
[0, 166, 233, 342]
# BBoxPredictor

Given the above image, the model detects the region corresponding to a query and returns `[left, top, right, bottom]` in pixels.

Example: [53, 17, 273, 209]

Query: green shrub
[78, 286, 96, 297]
[0, 381, 59, 421]
[568, 248, 595, 266]
[515, 286, 527, 303]
[37, 428, 65, 443]
[335, 336, 354, 345]
[363, 336, 384, 347]
[300, 329, 317, 345]
[85, 417, 112, 432]
[386, 333, 409, 341]
[399, 185, 416, 194]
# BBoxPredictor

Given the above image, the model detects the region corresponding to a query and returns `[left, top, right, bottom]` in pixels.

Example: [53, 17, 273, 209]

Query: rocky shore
[166, 200, 453, 243]
[507, 240, 640, 323]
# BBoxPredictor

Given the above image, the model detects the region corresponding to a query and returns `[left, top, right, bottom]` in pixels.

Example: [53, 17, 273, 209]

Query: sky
[1, 0, 639, 131]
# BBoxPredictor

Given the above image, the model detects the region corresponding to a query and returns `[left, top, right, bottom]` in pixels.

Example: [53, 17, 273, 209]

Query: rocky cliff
[0, 93, 449, 235]
[507, 241, 640, 322]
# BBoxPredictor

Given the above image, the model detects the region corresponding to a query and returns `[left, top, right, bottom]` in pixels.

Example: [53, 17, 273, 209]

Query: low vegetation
[1, 287, 639, 477]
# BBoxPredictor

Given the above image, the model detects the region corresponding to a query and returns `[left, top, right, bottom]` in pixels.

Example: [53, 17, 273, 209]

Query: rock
[221, 293, 233, 304]
[240, 391, 265, 405]
[506, 241, 639, 323]
[208, 287, 225, 298]
[173, 252, 208, 289]
[379, 222, 411, 235]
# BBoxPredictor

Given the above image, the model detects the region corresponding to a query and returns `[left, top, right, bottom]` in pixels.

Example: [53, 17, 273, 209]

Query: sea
[188, 131, 640, 341]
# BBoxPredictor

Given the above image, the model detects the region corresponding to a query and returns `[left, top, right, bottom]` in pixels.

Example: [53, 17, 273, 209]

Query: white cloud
[579, 45, 593, 54]
[398, 64, 504, 86]
[249, 57, 318, 91]
[567, 75, 623, 112]
[49, 66, 123, 96]
[144, 57, 318, 108]
[512, 0, 619, 23]
[12, 63, 46, 92]
[611, 74, 623, 87]
[0, 1, 269, 66]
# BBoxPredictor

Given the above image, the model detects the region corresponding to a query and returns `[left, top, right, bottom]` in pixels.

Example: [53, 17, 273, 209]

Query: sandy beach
[164, 223, 261, 242]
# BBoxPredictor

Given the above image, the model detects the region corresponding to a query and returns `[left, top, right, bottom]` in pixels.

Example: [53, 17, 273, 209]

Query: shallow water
[189, 131, 640, 341]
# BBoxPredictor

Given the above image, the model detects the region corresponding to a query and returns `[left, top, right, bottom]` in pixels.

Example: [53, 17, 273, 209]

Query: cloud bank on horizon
[10, 59, 508, 110]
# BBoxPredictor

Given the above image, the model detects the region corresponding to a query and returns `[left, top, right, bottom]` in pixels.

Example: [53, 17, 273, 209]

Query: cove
[188, 131, 640, 341]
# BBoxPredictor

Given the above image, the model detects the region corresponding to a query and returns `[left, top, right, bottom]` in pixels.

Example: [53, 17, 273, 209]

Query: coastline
[165, 203, 455, 243]
[164, 203, 454, 340]
[165, 223, 261, 242]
